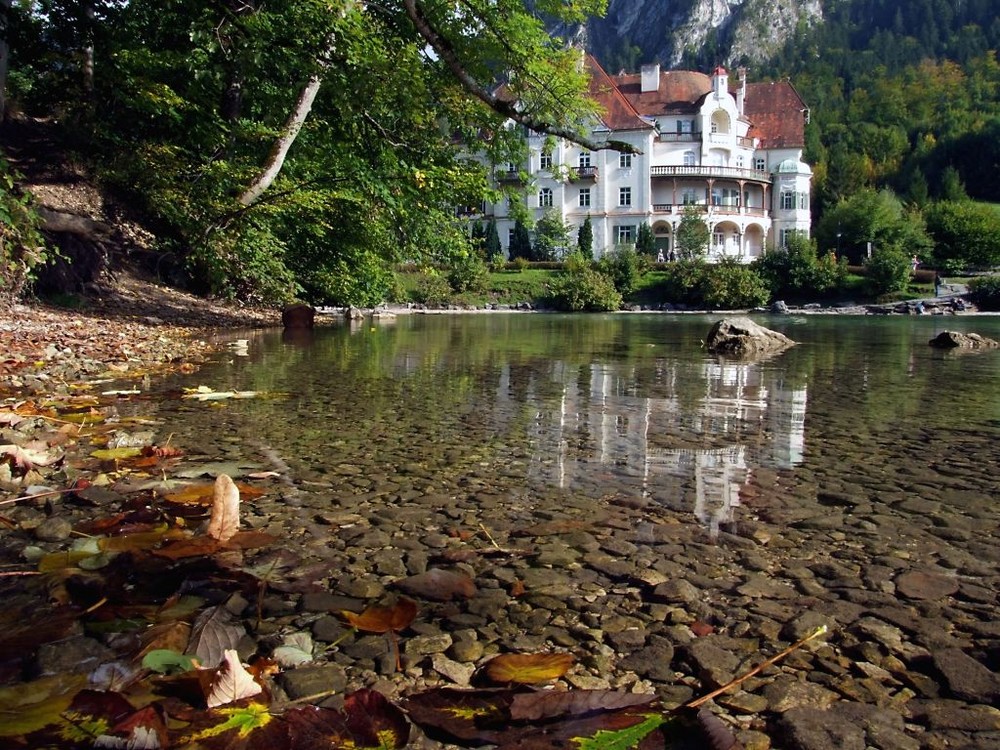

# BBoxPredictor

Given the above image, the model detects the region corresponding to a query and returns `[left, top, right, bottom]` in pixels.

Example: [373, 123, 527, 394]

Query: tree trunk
[237, 73, 322, 206]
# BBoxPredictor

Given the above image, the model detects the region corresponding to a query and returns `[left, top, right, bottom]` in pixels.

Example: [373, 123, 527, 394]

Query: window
[539, 188, 553, 208]
[681, 189, 699, 205]
[508, 228, 516, 245]
[781, 192, 795, 210]
[754, 157, 766, 171]
[579, 152, 591, 168]
[735, 155, 744, 169]
[798, 192, 809, 210]
[540, 151, 552, 170]
[713, 231, 724, 247]
[710, 120, 718, 134]
[779, 229, 806, 248]
[619, 187, 632, 206]
[579, 188, 591, 208]
[683, 151, 697, 167]
[676, 120, 692, 134]
[619, 152, 632, 169]
[616, 225, 635, 244]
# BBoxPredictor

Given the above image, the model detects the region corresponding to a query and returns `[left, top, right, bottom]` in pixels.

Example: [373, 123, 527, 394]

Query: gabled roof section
[743, 80, 808, 149]
[583, 56, 655, 133]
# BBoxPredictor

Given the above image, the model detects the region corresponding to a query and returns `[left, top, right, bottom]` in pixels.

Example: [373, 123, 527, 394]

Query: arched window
[539, 188, 553, 208]
[683, 151, 697, 166]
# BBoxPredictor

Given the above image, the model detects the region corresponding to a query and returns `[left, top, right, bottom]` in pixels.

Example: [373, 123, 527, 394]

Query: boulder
[771, 300, 790, 314]
[928, 331, 998, 349]
[281, 303, 315, 329]
[705, 317, 795, 358]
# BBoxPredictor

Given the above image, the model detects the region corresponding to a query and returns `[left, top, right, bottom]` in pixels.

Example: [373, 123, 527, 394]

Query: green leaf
[141, 649, 199, 675]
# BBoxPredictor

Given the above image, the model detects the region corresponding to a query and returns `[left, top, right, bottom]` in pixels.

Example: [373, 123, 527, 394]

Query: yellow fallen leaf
[206, 474, 240, 542]
[483, 652, 575, 685]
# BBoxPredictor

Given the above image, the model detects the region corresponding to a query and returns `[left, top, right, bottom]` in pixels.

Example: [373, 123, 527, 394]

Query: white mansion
[489, 56, 813, 260]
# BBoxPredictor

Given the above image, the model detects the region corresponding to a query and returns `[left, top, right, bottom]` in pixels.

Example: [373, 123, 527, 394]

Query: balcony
[570, 166, 599, 181]
[650, 165, 771, 183]
[495, 169, 524, 184]
[656, 131, 700, 143]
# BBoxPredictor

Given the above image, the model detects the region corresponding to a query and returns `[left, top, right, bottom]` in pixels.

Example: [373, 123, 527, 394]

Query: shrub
[511, 256, 530, 272]
[547, 253, 622, 311]
[864, 244, 912, 296]
[968, 275, 1000, 311]
[412, 271, 452, 306]
[753, 234, 845, 301]
[660, 259, 709, 305]
[701, 259, 770, 309]
[0, 159, 49, 303]
[447, 249, 488, 294]
[596, 245, 648, 296]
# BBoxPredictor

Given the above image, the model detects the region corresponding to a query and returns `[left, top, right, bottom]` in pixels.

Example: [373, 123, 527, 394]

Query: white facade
[487, 62, 812, 260]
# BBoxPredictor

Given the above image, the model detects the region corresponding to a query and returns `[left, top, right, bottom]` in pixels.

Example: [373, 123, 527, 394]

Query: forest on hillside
[1, 0, 999, 307]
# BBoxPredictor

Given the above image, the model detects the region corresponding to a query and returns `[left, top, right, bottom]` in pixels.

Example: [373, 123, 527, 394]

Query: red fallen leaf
[101, 704, 169, 749]
[510, 579, 526, 597]
[402, 687, 521, 744]
[447, 527, 474, 541]
[283, 690, 410, 749]
[151, 530, 276, 560]
[341, 599, 417, 634]
[482, 652, 575, 685]
[690, 621, 715, 637]
[142, 444, 185, 458]
[395, 568, 477, 601]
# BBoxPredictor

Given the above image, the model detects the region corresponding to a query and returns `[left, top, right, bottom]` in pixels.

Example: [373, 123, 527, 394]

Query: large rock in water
[282, 303, 315, 329]
[705, 317, 795, 357]
[928, 331, 998, 349]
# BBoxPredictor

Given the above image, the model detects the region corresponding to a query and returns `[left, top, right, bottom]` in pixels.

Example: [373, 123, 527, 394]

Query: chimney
[641, 63, 660, 93]
[737, 67, 747, 115]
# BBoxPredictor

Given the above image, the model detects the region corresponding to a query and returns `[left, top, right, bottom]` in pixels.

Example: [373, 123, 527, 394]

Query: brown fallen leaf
[395, 568, 476, 601]
[206, 474, 239, 542]
[341, 599, 418, 634]
[483, 652, 575, 685]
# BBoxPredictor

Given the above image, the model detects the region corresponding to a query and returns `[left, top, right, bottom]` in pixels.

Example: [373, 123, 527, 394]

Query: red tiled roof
[612, 70, 713, 113]
[584, 56, 655, 132]
[742, 80, 808, 149]
[603, 56, 807, 149]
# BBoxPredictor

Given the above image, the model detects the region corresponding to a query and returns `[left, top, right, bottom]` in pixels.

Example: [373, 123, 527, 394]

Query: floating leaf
[203, 649, 263, 708]
[162, 481, 265, 505]
[0, 675, 89, 736]
[341, 599, 417, 634]
[483, 652, 575, 685]
[206, 474, 240, 542]
[182, 386, 266, 401]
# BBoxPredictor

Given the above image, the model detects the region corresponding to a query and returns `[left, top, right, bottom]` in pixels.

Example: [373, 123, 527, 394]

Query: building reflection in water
[523, 358, 807, 537]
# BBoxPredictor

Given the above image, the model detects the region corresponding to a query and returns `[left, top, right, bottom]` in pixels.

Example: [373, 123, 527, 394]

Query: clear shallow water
[149, 313, 1000, 541]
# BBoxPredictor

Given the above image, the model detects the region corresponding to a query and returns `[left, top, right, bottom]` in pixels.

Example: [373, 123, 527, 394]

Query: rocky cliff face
[573, 0, 824, 70]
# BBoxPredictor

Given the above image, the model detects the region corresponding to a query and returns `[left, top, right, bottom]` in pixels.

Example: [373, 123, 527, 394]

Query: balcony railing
[570, 165, 599, 181]
[650, 165, 771, 183]
[651, 203, 770, 217]
[656, 132, 700, 143]
[495, 169, 524, 183]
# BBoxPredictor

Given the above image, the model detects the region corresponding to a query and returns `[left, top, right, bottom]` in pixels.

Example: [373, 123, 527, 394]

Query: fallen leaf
[97, 704, 169, 750]
[272, 632, 313, 668]
[185, 605, 246, 669]
[510, 579, 526, 597]
[202, 649, 263, 708]
[206, 474, 240, 542]
[483, 652, 575, 685]
[341, 599, 417, 634]
[162, 480, 265, 505]
[142, 649, 200, 675]
[0, 443, 61, 470]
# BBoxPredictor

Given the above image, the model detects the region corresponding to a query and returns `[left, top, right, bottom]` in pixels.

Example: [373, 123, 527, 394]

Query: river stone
[704, 317, 795, 358]
[430, 653, 475, 686]
[931, 648, 1000, 703]
[34, 516, 73, 541]
[681, 638, 741, 689]
[404, 633, 453, 657]
[36, 635, 114, 675]
[618, 637, 675, 681]
[763, 677, 839, 712]
[278, 664, 347, 699]
[928, 331, 999, 348]
[895, 570, 959, 600]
